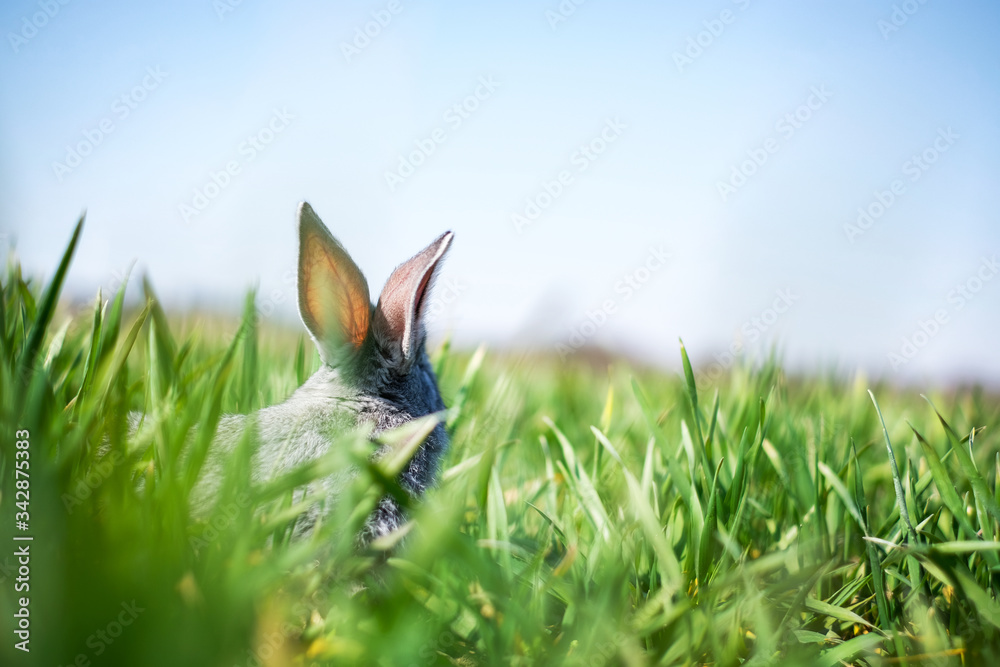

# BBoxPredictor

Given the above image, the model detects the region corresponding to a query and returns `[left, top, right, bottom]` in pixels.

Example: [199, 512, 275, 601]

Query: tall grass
[2, 220, 1000, 665]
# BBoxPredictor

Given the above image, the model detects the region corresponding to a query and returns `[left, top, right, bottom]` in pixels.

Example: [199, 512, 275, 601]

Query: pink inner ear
[375, 271, 411, 344]
[375, 230, 453, 359]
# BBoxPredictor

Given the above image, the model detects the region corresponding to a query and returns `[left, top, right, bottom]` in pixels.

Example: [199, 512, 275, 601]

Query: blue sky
[1, 0, 999, 385]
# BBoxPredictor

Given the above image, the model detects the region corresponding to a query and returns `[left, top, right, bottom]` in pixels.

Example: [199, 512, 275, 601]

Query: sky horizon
[2, 0, 998, 387]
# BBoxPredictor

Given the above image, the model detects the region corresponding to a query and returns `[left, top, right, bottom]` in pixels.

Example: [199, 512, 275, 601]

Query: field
[3, 221, 1000, 666]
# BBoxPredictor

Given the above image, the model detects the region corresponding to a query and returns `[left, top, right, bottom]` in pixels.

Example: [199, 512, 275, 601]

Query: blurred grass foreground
[2, 219, 1000, 666]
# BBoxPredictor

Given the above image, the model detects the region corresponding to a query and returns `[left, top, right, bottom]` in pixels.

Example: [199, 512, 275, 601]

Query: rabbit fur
[172, 202, 454, 544]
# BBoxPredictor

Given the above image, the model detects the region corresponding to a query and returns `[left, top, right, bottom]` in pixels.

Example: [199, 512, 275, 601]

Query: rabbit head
[291, 202, 453, 540]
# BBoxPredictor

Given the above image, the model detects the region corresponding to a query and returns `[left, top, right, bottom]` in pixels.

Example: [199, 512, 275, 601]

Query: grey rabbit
[180, 202, 454, 544]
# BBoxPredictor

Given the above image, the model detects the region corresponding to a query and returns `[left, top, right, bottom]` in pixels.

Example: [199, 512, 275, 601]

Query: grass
[2, 219, 1000, 666]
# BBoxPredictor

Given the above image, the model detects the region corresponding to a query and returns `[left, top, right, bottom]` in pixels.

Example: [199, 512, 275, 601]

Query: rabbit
[182, 202, 454, 544]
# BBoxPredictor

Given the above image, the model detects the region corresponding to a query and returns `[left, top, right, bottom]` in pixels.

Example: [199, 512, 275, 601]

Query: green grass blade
[869, 390, 917, 542]
[16, 214, 83, 393]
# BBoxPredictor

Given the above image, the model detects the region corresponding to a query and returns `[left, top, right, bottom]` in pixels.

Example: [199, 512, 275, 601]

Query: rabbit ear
[296, 202, 371, 363]
[373, 231, 454, 368]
